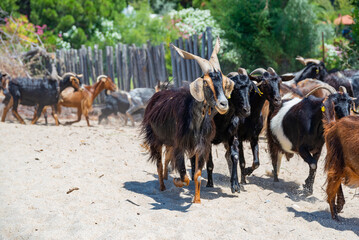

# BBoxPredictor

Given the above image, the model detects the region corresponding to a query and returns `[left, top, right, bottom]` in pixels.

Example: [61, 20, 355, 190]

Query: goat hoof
[231, 182, 241, 193]
[302, 184, 313, 196]
[332, 214, 340, 221]
[206, 181, 213, 188]
[160, 185, 166, 191]
[240, 179, 247, 184]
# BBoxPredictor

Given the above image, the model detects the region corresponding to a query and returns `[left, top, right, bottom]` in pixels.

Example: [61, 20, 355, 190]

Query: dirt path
[0, 121, 358, 239]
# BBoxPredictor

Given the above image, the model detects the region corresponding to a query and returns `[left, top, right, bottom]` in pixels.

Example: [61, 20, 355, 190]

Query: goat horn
[250, 68, 267, 76]
[227, 72, 238, 78]
[296, 56, 306, 65]
[305, 85, 337, 97]
[267, 67, 276, 75]
[237, 68, 248, 76]
[296, 56, 321, 65]
[339, 86, 347, 94]
[171, 43, 213, 74]
[352, 102, 359, 114]
[77, 74, 83, 78]
[209, 37, 221, 72]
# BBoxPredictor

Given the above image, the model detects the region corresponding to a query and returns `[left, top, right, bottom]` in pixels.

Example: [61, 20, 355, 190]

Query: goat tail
[324, 122, 344, 177]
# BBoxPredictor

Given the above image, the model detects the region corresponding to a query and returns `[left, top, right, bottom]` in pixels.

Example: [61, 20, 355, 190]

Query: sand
[0, 116, 358, 239]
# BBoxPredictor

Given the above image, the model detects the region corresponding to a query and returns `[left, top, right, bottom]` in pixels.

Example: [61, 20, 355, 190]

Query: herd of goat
[1, 38, 359, 221]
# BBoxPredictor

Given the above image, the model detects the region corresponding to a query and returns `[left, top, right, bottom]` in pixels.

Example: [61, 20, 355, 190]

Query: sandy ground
[0, 114, 359, 240]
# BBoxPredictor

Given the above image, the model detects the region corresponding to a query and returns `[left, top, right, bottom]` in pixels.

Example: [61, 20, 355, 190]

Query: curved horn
[267, 67, 276, 75]
[250, 68, 267, 76]
[305, 85, 337, 97]
[296, 56, 306, 65]
[296, 56, 321, 65]
[227, 72, 238, 78]
[339, 86, 347, 94]
[352, 102, 359, 114]
[171, 43, 213, 74]
[209, 37, 221, 72]
[237, 68, 248, 76]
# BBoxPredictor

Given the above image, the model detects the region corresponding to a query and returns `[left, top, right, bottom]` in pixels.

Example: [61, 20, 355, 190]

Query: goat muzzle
[215, 99, 229, 115]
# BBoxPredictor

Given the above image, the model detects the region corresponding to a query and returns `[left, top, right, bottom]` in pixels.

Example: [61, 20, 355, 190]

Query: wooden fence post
[185, 38, 193, 81]
[178, 38, 186, 82]
[146, 41, 156, 88]
[206, 27, 213, 58]
[201, 31, 206, 60]
[193, 34, 201, 78]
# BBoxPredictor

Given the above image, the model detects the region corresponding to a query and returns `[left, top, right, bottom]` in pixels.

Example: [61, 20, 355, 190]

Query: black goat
[141, 38, 234, 203]
[1, 73, 83, 125]
[293, 56, 358, 106]
[188, 68, 260, 192]
[98, 88, 155, 126]
[267, 85, 354, 195]
[98, 91, 130, 124]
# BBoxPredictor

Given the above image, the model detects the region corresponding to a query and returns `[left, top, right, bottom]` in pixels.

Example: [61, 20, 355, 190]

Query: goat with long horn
[142, 37, 234, 203]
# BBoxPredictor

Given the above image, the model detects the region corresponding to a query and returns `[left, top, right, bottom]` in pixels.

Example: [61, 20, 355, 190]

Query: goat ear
[190, 78, 204, 102]
[280, 74, 295, 81]
[223, 76, 234, 99]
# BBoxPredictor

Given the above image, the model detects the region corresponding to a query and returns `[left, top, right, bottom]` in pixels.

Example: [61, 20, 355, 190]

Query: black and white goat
[267, 84, 354, 195]
[141, 38, 234, 203]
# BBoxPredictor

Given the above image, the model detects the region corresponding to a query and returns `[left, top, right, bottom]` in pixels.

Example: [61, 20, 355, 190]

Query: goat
[58, 75, 117, 126]
[267, 85, 354, 195]
[324, 114, 359, 221]
[98, 88, 155, 126]
[187, 68, 260, 192]
[141, 38, 234, 203]
[293, 56, 358, 105]
[1, 73, 83, 125]
[98, 91, 131, 125]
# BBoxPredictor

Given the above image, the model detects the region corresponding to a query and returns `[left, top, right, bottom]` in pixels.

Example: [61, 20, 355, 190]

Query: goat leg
[300, 147, 319, 195]
[190, 156, 196, 180]
[228, 138, 241, 193]
[51, 105, 60, 126]
[326, 175, 342, 221]
[31, 104, 44, 125]
[336, 184, 345, 213]
[238, 141, 247, 184]
[206, 151, 214, 187]
[12, 98, 25, 124]
[65, 107, 82, 125]
[193, 154, 204, 203]
[1, 96, 13, 122]
[163, 146, 173, 180]
[173, 151, 190, 188]
[272, 151, 283, 182]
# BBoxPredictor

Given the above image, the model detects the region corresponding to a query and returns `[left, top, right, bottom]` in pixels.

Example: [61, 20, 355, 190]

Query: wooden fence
[54, 27, 213, 103]
[170, 27, 213, 87]
[56, 42, 168, 103]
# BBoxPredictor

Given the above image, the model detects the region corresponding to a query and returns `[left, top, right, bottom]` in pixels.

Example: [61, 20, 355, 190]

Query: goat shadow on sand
[241, 175, 321, 203]
[287, 207, 359, 235]
[123, 170, 238, 212]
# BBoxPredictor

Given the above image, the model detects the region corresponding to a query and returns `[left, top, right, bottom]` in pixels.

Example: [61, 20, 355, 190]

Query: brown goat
[59, 75, 117, 126]
[324, 115, 359, 220]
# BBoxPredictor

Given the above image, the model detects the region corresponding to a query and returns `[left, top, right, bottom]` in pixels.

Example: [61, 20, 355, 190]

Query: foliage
[29, 0, 126, 48]
[0, 0, 18, 15]
[168, 7, 240, 71]
[0, 15, 42, 49]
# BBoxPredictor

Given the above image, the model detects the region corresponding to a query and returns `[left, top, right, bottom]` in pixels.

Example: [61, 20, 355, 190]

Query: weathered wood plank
[193, 34, 201, 77]
[185, 38, 193, 81]
[178, 38, 187, 81]
[146, 41, 156, 88]
[201, 32, 206, 60]
[206, 27, 213, 59]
